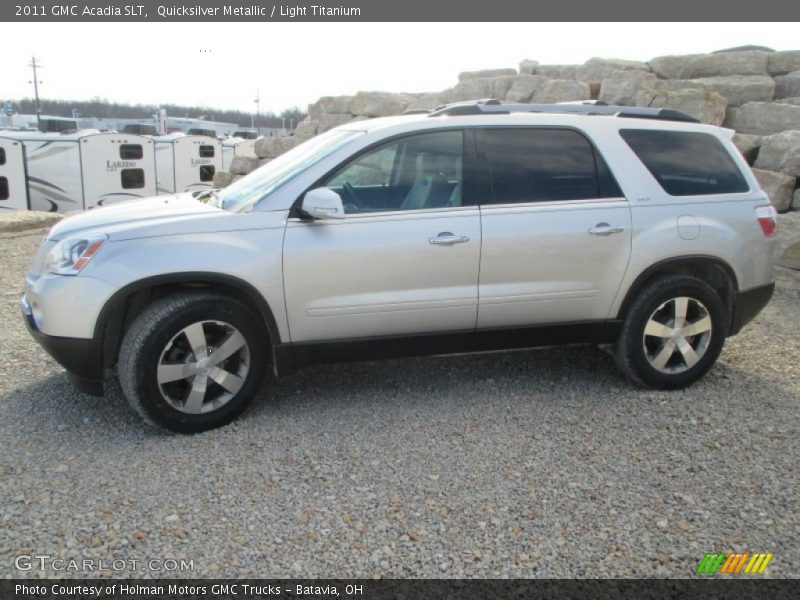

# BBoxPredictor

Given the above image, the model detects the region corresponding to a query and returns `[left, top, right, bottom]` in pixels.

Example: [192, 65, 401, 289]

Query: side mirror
[301, 188, 346, 220]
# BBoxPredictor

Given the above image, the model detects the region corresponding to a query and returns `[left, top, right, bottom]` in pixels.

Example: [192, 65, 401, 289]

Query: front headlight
[45, 234, 107, 275]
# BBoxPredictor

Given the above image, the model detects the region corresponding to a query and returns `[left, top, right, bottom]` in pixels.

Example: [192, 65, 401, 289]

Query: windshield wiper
[193, 189, 221, 207]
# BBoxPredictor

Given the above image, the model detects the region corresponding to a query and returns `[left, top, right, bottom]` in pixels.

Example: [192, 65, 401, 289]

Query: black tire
[614, 275, 728, 389]
[118, 292, 268, 433]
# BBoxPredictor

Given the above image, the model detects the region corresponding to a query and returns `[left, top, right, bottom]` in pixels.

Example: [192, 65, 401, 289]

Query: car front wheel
[118, 292, 267, 433]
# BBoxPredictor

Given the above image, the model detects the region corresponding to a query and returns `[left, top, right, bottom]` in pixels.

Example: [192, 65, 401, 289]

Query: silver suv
[22, 101, 778, 432]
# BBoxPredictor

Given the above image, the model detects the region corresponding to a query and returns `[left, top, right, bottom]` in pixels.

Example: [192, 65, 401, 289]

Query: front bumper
[729, 282, 775, 336]
[22, 295, 105, 396]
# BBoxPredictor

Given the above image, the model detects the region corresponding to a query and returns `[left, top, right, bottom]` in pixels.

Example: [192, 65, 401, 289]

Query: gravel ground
[0, 224, 797, 579]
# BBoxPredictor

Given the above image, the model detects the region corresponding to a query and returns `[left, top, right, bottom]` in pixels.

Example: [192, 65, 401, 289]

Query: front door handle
[588, 223, 625, 236]
[429, 232, 470, 245]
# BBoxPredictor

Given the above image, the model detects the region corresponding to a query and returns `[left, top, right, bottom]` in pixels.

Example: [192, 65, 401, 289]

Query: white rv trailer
[153, 134, 222, 194]
[221, 137, 258, 171]
[0, 131, 156, 212]
[0, 136, 30, 211]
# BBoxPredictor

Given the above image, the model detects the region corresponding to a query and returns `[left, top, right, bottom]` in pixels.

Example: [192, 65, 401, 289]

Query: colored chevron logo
[696, 552, 774, 574]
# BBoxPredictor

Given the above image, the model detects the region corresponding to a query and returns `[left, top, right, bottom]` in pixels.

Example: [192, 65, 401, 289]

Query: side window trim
[476, 125, 624, 206]
[292, 127, 475, 218]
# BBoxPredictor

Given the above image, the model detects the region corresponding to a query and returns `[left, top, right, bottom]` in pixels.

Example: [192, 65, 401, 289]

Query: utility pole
[28, 56, 43, 130]
[254, 89, 260, 136]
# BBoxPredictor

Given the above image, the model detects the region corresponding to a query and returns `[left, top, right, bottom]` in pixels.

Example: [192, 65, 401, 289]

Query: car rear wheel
[614, 275, 727, 389]
[118, 292, 267, 433]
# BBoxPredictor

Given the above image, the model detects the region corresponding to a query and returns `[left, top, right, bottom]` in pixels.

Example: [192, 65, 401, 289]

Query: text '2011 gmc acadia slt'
[22, 101, 777, 432]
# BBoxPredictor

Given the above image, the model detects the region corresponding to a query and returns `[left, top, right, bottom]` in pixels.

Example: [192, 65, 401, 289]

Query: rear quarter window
[620, 129, 749, 196]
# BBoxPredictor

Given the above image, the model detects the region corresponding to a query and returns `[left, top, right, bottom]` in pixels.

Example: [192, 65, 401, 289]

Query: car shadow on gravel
[1, 342, 787, 438]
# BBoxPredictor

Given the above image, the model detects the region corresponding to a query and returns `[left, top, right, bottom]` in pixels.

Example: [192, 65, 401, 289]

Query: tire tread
[118, 291, 258, 432]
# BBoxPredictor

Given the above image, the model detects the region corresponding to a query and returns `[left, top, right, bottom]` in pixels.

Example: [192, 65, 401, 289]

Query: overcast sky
[2, 22, 797, 115]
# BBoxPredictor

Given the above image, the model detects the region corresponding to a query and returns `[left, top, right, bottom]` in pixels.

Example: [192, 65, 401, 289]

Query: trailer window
[199, 145, 215, 158]
[121, 169, 145, 189]
[0, 177, 8, 200]
[120, 144, 144, 160]
[0, 148, 5, 165]
[199, 165, 215, 182]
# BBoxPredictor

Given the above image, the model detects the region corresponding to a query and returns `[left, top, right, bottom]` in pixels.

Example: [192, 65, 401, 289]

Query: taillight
[755, 205, 778, 237]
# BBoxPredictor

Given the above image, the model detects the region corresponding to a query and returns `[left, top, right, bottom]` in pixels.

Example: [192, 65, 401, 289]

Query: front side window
[620, 129, 749, 196]
[479, 128, 603, 204]
[0, 176, 8, 200]
[219, 129, 363, 213]
[322, 130, 464, 214]
[0, 147, 6, 165]
[120, 169, 144, 189]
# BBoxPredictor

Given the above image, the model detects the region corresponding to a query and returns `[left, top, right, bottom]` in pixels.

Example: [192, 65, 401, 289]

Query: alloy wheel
[642, 297, 712, 374]
[156, 320, 250, 414]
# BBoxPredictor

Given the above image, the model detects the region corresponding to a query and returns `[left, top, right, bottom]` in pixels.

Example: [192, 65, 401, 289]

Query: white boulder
[752, 168, 796, 212]
[518, 59, 539, 76]
[350, 92, 409, 117]
[458, 68, 517, 82]
[725, 102, 800, 135]
[754, 130, 800, 177]
[768, 50, 800, 76]
[505, 75, 549, 103]
[635, 88, 728, 125]
[690, 51, 769, 78]
[665, 75, 775, 107]
[774, 71, 800, 100]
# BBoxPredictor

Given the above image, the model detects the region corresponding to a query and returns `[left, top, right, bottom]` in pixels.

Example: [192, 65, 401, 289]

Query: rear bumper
[729, 282, 775, 336]
[22, 295, 105, 396]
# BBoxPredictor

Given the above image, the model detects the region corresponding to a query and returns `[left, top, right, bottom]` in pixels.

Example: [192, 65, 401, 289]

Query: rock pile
[215, 48, 800, 212]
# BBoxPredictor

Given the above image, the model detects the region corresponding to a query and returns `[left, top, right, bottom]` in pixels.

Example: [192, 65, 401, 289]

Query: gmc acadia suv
[22, 101, 778, 432]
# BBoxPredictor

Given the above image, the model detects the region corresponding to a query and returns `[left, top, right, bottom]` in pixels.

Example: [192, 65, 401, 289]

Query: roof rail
[427, 100, 701, 123]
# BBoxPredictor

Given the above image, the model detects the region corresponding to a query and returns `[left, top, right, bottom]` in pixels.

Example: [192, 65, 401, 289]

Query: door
[283, 129, 481, 343]
[0, 137, 29, 211]
[476, 127, 632, 329]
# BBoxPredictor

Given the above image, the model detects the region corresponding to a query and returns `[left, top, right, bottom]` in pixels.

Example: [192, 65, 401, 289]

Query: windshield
[217, 129, 364, 213]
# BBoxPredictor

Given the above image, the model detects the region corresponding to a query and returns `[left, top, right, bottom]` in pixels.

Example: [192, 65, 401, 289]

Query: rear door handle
[429, 232, 470, 245]
[588, 223, 625, 236]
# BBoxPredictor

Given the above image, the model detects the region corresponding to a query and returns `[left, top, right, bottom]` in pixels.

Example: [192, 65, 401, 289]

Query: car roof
[336, 109, 723, 138]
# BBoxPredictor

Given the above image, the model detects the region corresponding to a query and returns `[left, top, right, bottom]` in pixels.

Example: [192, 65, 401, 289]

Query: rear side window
[0, 148, 6, 165]
[0, 176, 9, 200]
[620, 130, 749, 196]
[199, 145, 215, 158]
[119, 144, 143, 160]
[479, 128, 609, 203]
[121, 168, 145, 189]
[199, 165, 215, 182]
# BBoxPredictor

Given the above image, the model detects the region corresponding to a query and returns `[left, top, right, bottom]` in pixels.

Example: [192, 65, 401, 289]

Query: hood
[47, 194, 223, 241]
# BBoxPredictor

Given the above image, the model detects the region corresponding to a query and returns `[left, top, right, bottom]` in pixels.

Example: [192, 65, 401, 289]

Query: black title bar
[2, 579, 799, 600]
[2, 0, 800, 21]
